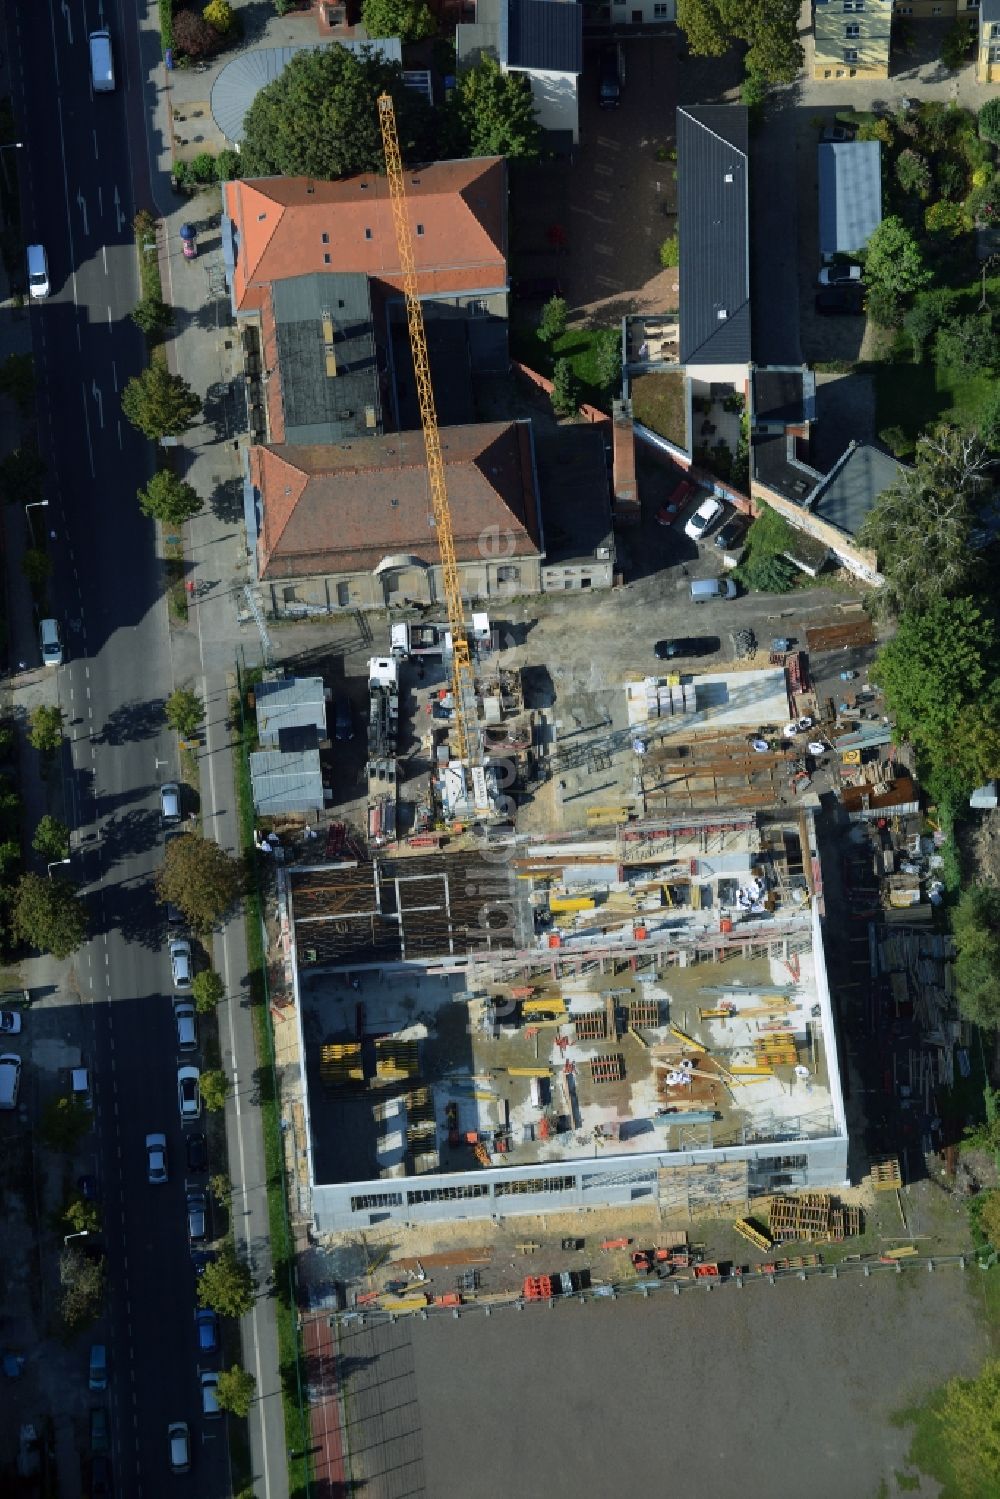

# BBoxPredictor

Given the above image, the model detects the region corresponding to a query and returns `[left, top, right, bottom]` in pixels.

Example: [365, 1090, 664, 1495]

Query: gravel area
[340, 1266, 989, 1499]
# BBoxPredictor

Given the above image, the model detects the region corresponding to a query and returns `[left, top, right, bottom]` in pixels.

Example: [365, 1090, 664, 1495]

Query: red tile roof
[224, 159, 508, 312]
[251, 422, 540, 579]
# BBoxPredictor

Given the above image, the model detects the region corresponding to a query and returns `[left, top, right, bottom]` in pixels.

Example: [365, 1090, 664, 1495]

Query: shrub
[538, 295, 568, 344]
[979, 97, 1000, 146]
[966, 170, 1000, 224]
[865, 282, 902, 328]
[172, 9, 222, 58]
[903, 288, 955, 362]
[216, 147, 242, 181]
[158, 0, 173, 54]
[895, 149, 931, 199]
[187, 151, 219, 185]
[879, 426, 916, 459]
[594, 330, 622, 393]
[936, 157, 967, 201]
[924, 198, 973, 237]
[737, 552, 796, 594]
[131, 296, 171, 336]
[659, 233, 679, 268]
[551, 358, 579, 418]
[857, 117, 893, 146]
[936, 313, 996, 375]
[203, 0, 234, 31]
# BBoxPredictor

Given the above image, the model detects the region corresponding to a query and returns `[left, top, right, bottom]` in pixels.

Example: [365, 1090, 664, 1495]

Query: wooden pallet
[590, 1053, 625, 1084]
[733, 1217, 773, 1251]
[575, 1011, 607, 1042]
[870, 1157, 902, 1191]
[629, 999, 660, 1029]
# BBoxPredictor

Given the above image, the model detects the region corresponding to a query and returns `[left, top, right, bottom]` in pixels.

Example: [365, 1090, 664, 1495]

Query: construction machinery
[377, 94, 482, 780]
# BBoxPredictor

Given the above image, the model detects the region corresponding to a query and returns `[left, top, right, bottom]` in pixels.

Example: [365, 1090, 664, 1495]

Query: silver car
[169, 939, 192, 992]
[145, 1132, 168, 1184]
[177, 1066, 201, 1121]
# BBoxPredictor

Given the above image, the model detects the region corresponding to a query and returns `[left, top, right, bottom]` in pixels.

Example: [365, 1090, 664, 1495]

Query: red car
[655, 478, 696, 526]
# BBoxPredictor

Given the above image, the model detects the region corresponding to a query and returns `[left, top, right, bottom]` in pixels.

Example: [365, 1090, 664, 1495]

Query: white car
[169, 939, 192, 992]
[174, 1001, 197, 1052]
[0, 1010, 22, 1035]
[177, 1065, 201, 1120]
[684, 496, 724, 542]
[200, 1370, 221, 1421]
[817, 263, 861, 286]
[160, 782, 182, 825]
[168, 1421, 191, 1474]
[146, 1132, 168, 1184]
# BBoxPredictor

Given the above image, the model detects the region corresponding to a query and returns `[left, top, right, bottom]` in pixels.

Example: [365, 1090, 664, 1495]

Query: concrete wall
[541, 558, 614, 591]
[265, 554, 544, 617]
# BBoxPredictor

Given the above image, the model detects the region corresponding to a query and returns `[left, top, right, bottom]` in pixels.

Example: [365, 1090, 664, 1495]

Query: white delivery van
[0, 1052, 21, 1110]
[26, 244, 49, 300]
[89, 30, 115, 93]
[39, 618, 63, 667]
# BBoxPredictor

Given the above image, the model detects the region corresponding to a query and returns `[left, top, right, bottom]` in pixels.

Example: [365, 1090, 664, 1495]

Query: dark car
[512, 275, 563, 301]
[820, 123, 855, 143]
[598, 44, 622, 108]
[333, 696, 353, 741]
[655, 637, 720, 661]
[715, 515, 749, 552]
[815, 285, 864, 316]
[186, 1132, 208, 1172]
[90, 1453, 113, 1498]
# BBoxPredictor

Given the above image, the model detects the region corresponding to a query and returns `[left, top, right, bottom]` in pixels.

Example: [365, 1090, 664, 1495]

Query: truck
[390, 622, 448, 660]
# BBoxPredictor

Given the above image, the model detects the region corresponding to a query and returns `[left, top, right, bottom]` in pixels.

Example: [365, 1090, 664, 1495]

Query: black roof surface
[753, 369, 805, 427]
[272, 273, 381, 445]
[505, 0, 583, 72]
[677, 105, 751, 368]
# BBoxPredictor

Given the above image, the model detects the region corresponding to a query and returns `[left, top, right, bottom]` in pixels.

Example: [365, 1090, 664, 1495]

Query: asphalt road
[7, 0, 232, 1493]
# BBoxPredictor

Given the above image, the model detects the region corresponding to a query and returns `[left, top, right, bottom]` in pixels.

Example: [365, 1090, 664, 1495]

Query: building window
[364, 227, 372, 239]
[843, 48, 858, 60]
[992, 21, 1000, 35]
[843, 0, 864, 7]
[282, 585, 297, 605]
[321, 232, 330, 244]
[497, 564, 520, 583]
[653, 2, 668, 14]
[991, 42, 1000, 58]
[323, 253, 331, 265]
[336, 582, 350, 607]
[416, 223, 425, 236]
[350, 1192, 402, 1211]
[845, 21, 860, 36]
[406, 1183, 490, 1204]
[494, 1175, 576, 1197]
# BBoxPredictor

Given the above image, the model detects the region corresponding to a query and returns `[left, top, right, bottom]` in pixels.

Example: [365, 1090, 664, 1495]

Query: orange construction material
[523, 1276, 554, 1300]
[548, 934, 561, 949]
[720, 918, 733, 934]
[433, 1293, 462, 1307]
[694, 1263, 720, 1279]
[600, 1237, 632, 1250]
[634, 926, 647, 940]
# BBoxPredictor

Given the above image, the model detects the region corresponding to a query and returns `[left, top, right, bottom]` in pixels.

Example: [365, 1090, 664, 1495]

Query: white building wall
[505, 65, 579, 143]
[608, 0, 676, 24]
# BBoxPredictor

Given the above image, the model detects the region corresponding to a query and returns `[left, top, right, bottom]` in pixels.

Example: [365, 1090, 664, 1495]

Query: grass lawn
[630, 371, 687, 448]
[873, 359, 994, 447]
[510, 315, 615, 409]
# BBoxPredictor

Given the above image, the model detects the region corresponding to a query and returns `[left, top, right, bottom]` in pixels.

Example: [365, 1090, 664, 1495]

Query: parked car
[26, 242, 49, 300]
[186, 1189, 207, 1245]
[333, 697, 353, 742]
[89, 1454, 113, 1498]
[815, 285, 864, 316]
[820, 123, 855, 142]
[0, 1009, 22, 1034]
[169, 939, 193, 992]
[167, 1421, 191, 1474]
[186, 1131, 208, 1172]
[90, 1407, 109, 1454]
[174, 1001, 197, 1053]
[200, 1370, 221, 1420]
[715, 516, 749, 552]
[655, 477, 697, 525]
[654, 636, 721, 660]
[598, 43, 622, 108]
[177, 1065, 201, 1121]
[684, 496, 724, 542]
[39, 617, 63, 667]
[817, 263, 861, 286]
[0, 1053, 21, 1111]
[145, 1132, 168, 1184]
[160, 782, 182, 825]
[88, 1344, 108, 1391]
[195, 1308, 219, 1355]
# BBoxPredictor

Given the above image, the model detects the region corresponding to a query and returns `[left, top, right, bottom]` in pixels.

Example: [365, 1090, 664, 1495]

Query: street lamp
[25, 497, 48, 545]
[47, 858, 70, 879]
[63, 1230, 89, 1246]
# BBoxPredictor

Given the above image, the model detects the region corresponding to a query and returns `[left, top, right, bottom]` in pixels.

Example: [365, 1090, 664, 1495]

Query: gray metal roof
[211, 40, 402, 144]
[272, 274, 381, 446]
[255, 675, 328, 750]
[818, 141, 882, 259]
[506, 0, 582, 73]
[810, 441, 900, 539]
[250, 748, 325, 815]
[981, 0, 1000, 22]
[677, 106, 750, 368]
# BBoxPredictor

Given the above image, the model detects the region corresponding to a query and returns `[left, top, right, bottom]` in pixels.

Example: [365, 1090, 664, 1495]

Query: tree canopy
[676, 0, 803, 83]
[953, 884, 1000, 1027]
[361, 0, 434, 42]
[138, 470, 203, 526]
[121, 364, 201, 441]
[13, 872, 88, 959]
[241, 47, 432, 180]
[870, 596, 1000, 798]
[156, 832, 243, 933]
[198, 1246, 255, 1317]
[918, 1360, 1000, 1496]
[217, 1364, 257, 1417]
[446, 56, 541, 160]
[165, 687, 205, 739]
[28, 705, 63, 754]
[192, 968, 225, 1014]
[199, 1068, 229, 1112]
[864, 215, 933, 299]
[857, 426, 994, 618]
[32, 815, 70, 862]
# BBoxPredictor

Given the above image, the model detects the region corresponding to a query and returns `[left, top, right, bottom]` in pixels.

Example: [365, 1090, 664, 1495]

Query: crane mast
[377, 93, 480, 770]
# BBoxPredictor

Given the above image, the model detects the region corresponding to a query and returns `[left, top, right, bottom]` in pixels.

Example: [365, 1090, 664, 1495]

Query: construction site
[278, 806, 848, 1234]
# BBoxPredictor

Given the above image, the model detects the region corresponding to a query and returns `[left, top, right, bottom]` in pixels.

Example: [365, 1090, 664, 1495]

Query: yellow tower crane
[377, 93, 481, 772]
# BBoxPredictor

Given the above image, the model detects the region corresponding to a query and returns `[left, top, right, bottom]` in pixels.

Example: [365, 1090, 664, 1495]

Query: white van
[26, 244, 49, 300]
[89, 30, 115, 93]
[0, 1052, 20, 1110]
[690, 577, 737, 603]
[40, 618, 63, 667]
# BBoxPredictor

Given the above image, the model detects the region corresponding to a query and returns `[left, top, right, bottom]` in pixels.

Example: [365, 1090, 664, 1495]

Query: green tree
[121, 364, 201, 441]
[858, 425, 993, 618]
[173, 8, 222, 58]
[941, 14, 977, 70]
[676, 0, 803, 83]
[361, 0, 434, 42]
[21, 546, 51, 600]
[924, 198, 973, 238]
[28, 705, 64, 754]
[979, 96, 1000, 146]
[936, 313, 996, 375]
[737, 552, 795, 593]
[131, 296, 172, 337]
[13, 872, 88, 958]
[659, 233, 679, 268]
[165, 687, 205, 738]
[241, 47, 431, 180]
[977, 1190, 1000, 1247]
[0, 840, 21, 879]
[216, 1364, 257, 1417]
[595, 329, 622, 393]
[138, 470, 203, 526]
[199, 1068, 229, 1112]
[871, 597, 1000, 797]
[32, 815, 69, 863]
[978, 386, 1000, 452]
[40, 1094, 92, 1152]
[447, 56, 541, 160]
[953, 884, 1000, 1026]
[903, 288, 955, 362]
[0, 441, 45, 506]
[895, 148, 932, 199]
[538, 295, 568, 344]
[198, 1246, 255, 1317]
[865, 282, 903, 330]
[550, 358, 579, 417]
[922, 1360, 1000, 1494]
[157, 833, 243, 933]
[864, 215, 933, 299]
[192, 968, 225, 1014]
[59, 1248, 104, 1330]
[209, 1172, 233, 1209]
[63, 1193, 100, 1235]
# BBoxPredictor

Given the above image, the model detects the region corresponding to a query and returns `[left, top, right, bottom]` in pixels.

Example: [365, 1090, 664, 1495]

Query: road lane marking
[103, 244, 108, 275]
[79, 384, 95, 477]
[76, 188, 89, 236]
[93, 128, 99, 160]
